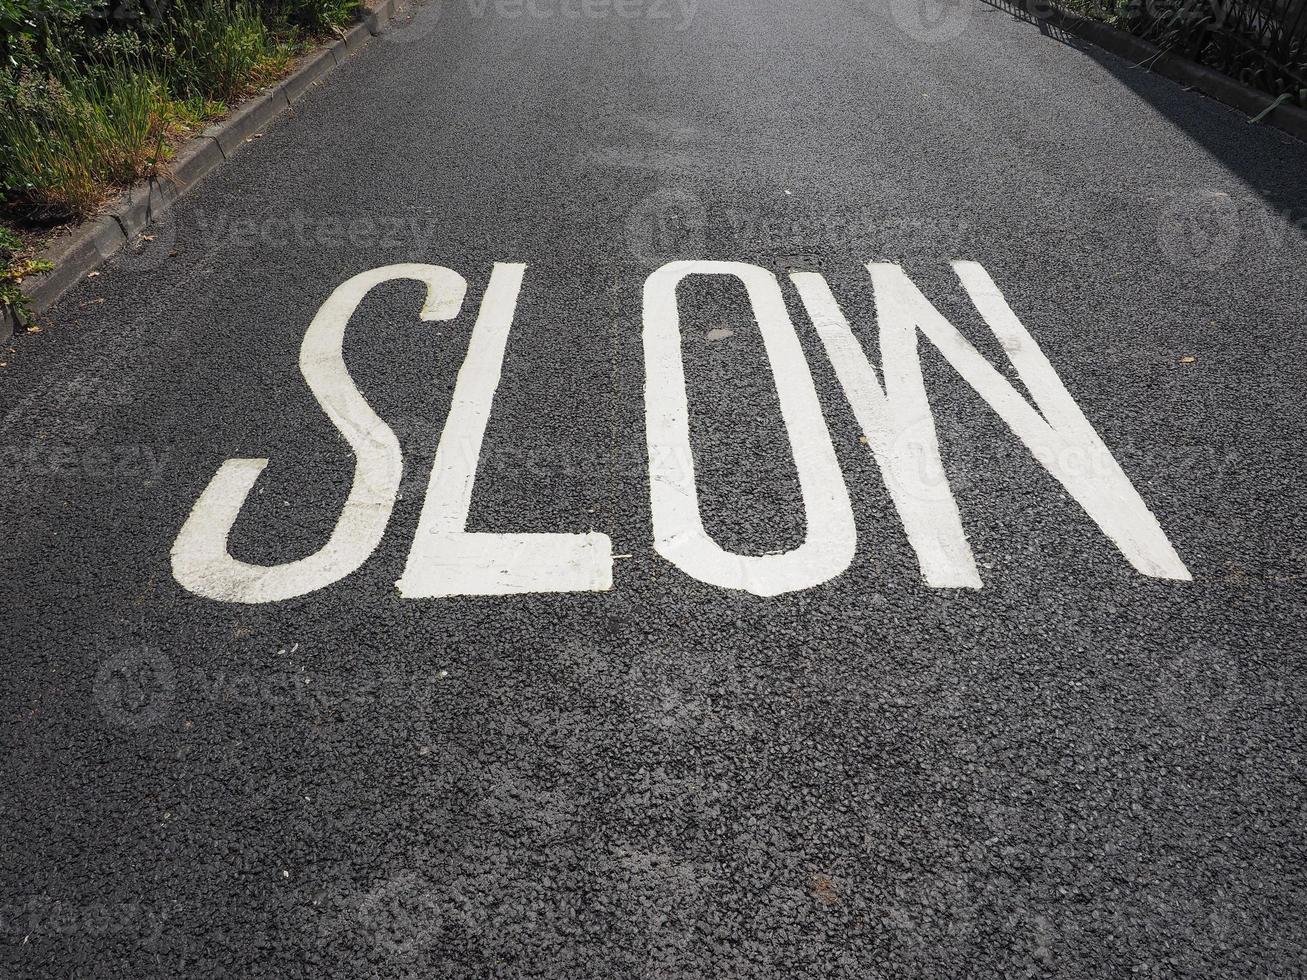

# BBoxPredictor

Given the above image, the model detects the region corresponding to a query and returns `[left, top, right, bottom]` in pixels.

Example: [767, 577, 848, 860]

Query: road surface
[2, 0, 1306, 975]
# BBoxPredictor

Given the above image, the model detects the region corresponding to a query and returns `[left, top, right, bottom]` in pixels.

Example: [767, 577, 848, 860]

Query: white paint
[948, 260, 1189, 580]
[797, 261, 1190, 585]
[172, 264, 468, 603]
[398, 263, 613, 597]
[791, 270, 981, 588]
[642, 260, 856, 596]
[173, 255, 1189, 604]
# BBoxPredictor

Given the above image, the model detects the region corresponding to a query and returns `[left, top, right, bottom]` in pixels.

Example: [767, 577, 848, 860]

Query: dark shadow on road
[982, 0, 1307, 231]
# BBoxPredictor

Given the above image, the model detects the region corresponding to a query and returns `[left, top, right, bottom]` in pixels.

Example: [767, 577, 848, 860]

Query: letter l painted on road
[398, 263, 613, 597]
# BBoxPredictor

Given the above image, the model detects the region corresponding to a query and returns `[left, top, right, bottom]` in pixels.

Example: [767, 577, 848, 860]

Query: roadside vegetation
[1058, 0, 1306, 108]
[0, 0, 362, 319]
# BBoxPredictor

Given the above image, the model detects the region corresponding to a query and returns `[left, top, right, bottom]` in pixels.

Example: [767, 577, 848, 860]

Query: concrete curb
[1024, 1, 1307, 143]
[2, 0, 396, 345]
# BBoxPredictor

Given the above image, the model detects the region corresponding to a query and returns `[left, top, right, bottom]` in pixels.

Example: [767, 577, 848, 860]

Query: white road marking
[173, 255, 1190, 603]
[642, 260, 857, 596]
[950, 261, 1190, 581]
[397, 263, 613, 597]
[792, 269, 981, 588]
[171, 264, 468, 603]
[796, 261, 1190, 586]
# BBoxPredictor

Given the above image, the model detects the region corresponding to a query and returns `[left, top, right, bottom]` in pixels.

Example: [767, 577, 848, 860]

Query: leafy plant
[0, 224, 51, 322]
[256, 0, 364, 33]
[0, 59, 182, 217]
[1081, 0, 1307, 106]
[151, 1, 286, 103]
[0, 0, 362, 230]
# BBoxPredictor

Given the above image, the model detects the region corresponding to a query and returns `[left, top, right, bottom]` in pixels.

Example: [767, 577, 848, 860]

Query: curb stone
[280, 45, 337, 104]
[1024, 1, 1307, 143]
[343, 20, 373, 54]
[6, 0, 398, 339]
[202, 87, 292, 158]
[23, 216, 127, 318]
[365, 0, 394, 33]
[2, 214, 124, 344]
[158, 137, 225, 209]
[326, 38, 350, 67]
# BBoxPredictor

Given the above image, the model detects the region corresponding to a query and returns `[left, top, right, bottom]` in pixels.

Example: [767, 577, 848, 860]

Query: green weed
[0, 60, 184, 218]
[152, 1, 286, 103]
[0, 225, 52, 322]
[0, 0, 362, 237]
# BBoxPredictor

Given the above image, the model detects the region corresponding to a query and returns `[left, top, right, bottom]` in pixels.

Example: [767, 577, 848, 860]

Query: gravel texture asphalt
[1, 0, 1306, 975]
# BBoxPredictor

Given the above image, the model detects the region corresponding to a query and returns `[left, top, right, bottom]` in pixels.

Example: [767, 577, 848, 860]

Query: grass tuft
[0, 61, 198, 219]
[153, 1, 291, 104]
[0, 0, 362, 236]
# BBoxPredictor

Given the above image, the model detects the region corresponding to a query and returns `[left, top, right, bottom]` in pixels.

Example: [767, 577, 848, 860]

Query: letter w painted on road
[791, 261, 1191, 589]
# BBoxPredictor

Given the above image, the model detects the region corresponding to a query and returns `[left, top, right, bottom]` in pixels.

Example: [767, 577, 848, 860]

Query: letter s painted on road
[171, 264, 467, 603]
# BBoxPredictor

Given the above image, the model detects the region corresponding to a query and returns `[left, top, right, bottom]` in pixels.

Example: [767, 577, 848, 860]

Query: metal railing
[1111, 0, 1306, 104]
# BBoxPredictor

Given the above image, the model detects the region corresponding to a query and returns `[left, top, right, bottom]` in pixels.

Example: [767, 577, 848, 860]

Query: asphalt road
[3, 0, 1307, 975]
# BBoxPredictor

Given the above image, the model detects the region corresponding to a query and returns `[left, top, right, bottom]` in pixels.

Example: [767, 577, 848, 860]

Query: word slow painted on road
[171, 260, 1190, 603]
